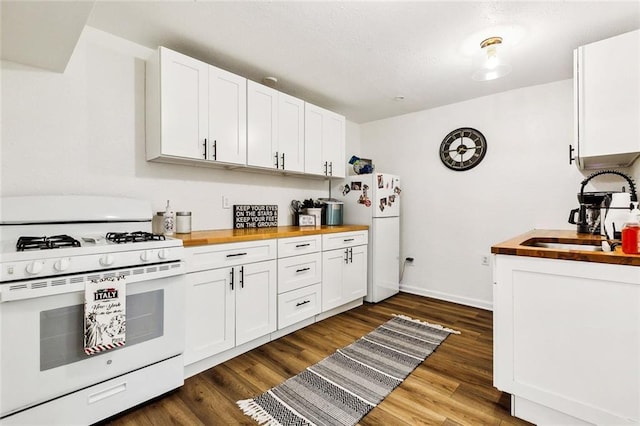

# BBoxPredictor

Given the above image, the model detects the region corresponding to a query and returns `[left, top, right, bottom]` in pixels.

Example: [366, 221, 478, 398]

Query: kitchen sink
[523, 239, 603, 252]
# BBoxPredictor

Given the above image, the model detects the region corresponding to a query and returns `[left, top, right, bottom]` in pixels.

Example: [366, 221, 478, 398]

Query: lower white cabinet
[277, 235, 322, 329]
[493, 254, 640, 425]
[322, 232, 367, 312]
[184, 241, 277, 366]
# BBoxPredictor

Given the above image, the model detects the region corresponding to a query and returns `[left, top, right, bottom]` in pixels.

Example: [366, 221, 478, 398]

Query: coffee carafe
[568, 191, 608, 234]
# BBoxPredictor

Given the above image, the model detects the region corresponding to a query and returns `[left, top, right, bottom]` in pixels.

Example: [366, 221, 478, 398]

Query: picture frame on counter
[298, 214, 316, 227]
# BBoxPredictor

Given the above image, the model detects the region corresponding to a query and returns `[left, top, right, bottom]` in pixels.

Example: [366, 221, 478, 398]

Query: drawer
[186, 239, 276, 273]
[322, 231, 368, 251]
[278, 235, 321, 258]
[278, 283, 321, 329]
[278, 252, 322, 294]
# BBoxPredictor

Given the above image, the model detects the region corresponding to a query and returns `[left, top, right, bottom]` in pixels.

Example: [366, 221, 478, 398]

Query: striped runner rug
[237, 314, 460, 426]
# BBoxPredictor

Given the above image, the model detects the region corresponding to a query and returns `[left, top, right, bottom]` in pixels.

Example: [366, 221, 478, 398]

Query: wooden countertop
[491, 229, 640, 266]
[174, 225, 369, 247]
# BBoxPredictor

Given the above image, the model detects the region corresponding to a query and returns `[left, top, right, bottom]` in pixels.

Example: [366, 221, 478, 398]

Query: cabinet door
[343, 245, 367, 302]
[184, 268, 234, 365]
[278, 93, 305, 172]
[160, 47, 208, 160]
[304, 102, 346, 177]
[577, 30, 640, 162]
[209, 65, 247, 165]
[322, 110, 346, 178]
[304, 103, 325, 176]
[235, 260, 277, 346]
[247, 81, 278, 169]
[322, 248, 347, 312]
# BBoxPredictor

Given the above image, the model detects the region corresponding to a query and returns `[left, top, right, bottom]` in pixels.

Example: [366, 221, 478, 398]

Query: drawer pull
[295, 267, 310, 273]
[88, 382, 127, 404]
[295, 243, 311, 248]
[226, 252, 247, 258]
[343, 238, 355, 242]
[296, 300, 311, 307]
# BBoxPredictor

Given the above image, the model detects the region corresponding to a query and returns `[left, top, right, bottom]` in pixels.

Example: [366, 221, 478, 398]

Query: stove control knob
[158, 249, 169, 260]
[26, 260, 45, 275]
[140, 251, 151, 262]
[54, 257, 71, 272]
[99, 254, 115, 267]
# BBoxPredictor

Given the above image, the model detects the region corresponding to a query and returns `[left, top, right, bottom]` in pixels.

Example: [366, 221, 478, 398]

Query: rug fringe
[392, 314, 461, 334]
[237, 399, 282, 426]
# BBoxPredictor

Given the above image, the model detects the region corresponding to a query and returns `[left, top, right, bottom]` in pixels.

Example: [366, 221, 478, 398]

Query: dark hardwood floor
[103, 293, 531, 425]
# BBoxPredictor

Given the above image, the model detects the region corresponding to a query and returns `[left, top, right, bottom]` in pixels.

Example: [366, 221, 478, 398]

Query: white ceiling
[2, 1, 640, 123]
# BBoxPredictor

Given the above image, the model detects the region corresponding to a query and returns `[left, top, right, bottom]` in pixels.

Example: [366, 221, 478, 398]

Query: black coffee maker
[568, 191, 609, 234]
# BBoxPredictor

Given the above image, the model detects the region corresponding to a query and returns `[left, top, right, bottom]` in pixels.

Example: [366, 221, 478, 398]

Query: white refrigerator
[336, 173, 401, 303]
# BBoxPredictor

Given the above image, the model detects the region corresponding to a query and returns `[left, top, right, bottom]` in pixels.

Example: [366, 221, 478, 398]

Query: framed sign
[298, 214, 315, 227]
[233, 205, 278, 229]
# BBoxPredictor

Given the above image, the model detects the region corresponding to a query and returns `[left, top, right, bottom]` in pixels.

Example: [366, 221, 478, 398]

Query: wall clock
[439, 127, 487, 171]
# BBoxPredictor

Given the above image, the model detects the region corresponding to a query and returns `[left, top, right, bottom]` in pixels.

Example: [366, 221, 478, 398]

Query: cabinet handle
[569, 144, 575, 165]
[329, 162, 333, 176]
[203, 138, 207, 159]
[295, 243, 310, 248]
[281, 153, 285, 170]
[343, 238, 355, 242]
[226, 252, 247, 258]
[296, 300, 311, 307]
[295, 267, 310, 273]
[230, 267, 234, 291]
[274, 151, 279, 168]
[344, 248, 349, 264]
[213, 140, 217, 161]
[240, 266, 244, 288]
[324, 161, 328, 175]
[349, 247, 353, 263]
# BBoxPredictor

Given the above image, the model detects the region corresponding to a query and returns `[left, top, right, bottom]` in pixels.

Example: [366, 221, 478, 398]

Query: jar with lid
[176, 211, 192, 234]
[621, 206, 640, 254]
[152, 212, 165, 234]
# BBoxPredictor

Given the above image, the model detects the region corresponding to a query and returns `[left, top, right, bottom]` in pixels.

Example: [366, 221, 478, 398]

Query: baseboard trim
[399, 285, 493, 311]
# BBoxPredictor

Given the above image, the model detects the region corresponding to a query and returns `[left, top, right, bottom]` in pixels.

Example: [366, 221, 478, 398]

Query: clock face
[439, 127, 487, 171]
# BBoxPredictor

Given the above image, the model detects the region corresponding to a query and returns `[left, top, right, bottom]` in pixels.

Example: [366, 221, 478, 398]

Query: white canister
[176, 211, 192, 234]
[152, 212, 165, 234]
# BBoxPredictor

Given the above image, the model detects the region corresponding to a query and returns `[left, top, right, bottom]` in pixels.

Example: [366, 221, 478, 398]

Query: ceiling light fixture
[472, 36, 512, 82]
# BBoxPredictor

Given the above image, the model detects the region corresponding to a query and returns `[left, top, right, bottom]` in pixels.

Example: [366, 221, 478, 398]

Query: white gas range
[0, 195, 186, 425]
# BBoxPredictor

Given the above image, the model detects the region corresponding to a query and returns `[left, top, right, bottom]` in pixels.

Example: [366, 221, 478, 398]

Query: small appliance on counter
[318, 198, 344, 225]
[568, 170, 638, 239]
[568, 191, 609, 234]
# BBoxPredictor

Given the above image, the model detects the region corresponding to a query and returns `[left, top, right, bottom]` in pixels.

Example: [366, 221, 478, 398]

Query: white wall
[360, 79, 639, 309]
[1, 27, 338, 230]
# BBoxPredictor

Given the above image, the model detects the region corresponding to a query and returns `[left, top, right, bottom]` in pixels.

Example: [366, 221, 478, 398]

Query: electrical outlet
[481, 255, 490, 266]
[222, 196, 230, 209]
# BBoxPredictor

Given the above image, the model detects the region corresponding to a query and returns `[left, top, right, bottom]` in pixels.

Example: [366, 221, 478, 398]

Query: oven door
[0, 268, 185, 418]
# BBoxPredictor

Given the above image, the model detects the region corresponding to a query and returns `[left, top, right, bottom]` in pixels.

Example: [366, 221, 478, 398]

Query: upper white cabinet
[278, 92, 305, 173]
[304, 103, 346, 178]
[209, 66, 247, 164]
[247, 81, 305, 172]
[247, 81, 278, 169]
[147, 47, 345, 177]
[146, 47, 247, 166]
[573, 30, 640, 169]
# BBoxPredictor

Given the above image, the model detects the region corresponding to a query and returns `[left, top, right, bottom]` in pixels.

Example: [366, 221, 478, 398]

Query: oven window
[40, 290, 165, 371]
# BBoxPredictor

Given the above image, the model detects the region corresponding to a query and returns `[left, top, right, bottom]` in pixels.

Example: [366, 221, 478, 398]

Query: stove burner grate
[17, 235, 82, 251]
[105, 231, 166, 244]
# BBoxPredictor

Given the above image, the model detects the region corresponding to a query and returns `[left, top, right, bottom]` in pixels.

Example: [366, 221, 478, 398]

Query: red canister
[621, 222, 640, 254]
